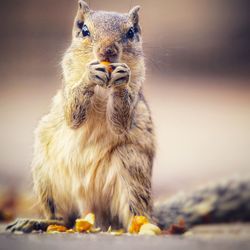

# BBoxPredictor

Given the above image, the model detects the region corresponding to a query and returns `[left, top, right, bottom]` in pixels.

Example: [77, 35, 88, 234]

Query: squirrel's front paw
[108, 63, 131, 88]
[87, 61, 110, 87]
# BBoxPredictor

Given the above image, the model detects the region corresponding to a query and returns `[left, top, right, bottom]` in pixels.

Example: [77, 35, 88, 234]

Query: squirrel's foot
[6, 218, 64, 233]
[108, 63, 130, 88]
[88, 61, 110, 88]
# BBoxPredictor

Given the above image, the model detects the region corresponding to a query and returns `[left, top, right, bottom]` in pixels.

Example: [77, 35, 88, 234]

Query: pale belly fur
[32, 86, 127, 226]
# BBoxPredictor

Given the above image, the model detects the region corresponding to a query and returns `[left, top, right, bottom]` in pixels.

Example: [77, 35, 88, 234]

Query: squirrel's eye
[82, 24, 90, 37]
[126, 27, 135, 39]
[77, 21, 84, 30]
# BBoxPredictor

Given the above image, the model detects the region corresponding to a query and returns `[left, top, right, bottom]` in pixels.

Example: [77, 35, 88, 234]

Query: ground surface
[1, 224, 250, 250]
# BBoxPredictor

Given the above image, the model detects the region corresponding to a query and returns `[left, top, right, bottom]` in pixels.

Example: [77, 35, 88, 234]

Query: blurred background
[0, 0, 249, 219]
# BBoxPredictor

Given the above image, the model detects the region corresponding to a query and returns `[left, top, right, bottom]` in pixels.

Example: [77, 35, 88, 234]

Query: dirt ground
[1, 224, 250, 250]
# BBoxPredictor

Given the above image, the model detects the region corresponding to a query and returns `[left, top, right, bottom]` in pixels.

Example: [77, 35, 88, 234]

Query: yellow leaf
[128, 216, 148, 234]
[47, 225, 67, 233]
[110, 229, 125, 236]
[75, 212, 95, 232]
[84, 213, 95, 225]
[75, 219, 92, 232]
[138, 229, 156, 235]
[139, 223, 161, 235]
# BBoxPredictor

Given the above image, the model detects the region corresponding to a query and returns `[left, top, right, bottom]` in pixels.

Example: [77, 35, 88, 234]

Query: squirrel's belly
[52, 127, 118, 218]
[35, 109, 119, 217]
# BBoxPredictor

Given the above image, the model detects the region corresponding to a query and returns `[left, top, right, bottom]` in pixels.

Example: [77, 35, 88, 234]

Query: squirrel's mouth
[98, 55, 119, 64]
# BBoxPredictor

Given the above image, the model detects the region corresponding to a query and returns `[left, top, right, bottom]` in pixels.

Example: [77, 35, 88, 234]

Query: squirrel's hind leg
[6, 218, 64, 233]
[109, 144, 153, 230]
[6, 194, 65, 233]
[6, 167, 65, 233]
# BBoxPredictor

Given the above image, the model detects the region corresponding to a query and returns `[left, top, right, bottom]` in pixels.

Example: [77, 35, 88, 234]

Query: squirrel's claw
[6, 219, 34, 233]
[88, 61, 110, 88]
[108, 63, 131, 88]
[6, 218, 64, 233]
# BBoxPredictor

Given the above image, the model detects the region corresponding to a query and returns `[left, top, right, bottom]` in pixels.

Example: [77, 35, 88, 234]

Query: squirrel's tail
[153, 176, 250, 229]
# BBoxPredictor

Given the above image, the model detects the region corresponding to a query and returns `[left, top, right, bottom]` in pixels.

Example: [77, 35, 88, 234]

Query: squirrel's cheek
[82, 39, 91, 46]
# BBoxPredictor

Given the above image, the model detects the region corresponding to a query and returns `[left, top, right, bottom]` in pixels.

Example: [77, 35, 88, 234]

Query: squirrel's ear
[76, 0, 90, 22]
[77, 0, 90, 21]
[129, 5, 141, 24]
[78, 0, 90, 15]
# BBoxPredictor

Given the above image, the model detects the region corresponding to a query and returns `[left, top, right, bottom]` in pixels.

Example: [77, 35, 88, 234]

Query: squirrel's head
[71, 0, 143, 65]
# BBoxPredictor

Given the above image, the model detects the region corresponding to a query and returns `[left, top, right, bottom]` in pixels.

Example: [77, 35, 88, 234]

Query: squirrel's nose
[104, 45, 118, 56]
[98, 44, 119, 62]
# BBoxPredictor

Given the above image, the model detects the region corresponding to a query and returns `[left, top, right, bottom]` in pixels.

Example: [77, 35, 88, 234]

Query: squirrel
[6, 1, 250, 233]
[7, 1, 154, 232]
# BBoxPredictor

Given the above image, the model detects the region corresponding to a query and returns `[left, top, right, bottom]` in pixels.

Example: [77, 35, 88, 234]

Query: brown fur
[32, 1, 155, 230]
